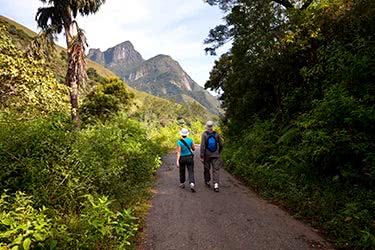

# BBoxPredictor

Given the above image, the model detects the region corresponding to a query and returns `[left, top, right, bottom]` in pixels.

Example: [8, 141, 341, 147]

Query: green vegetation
[131, 89, 212, 149]
[0, 18, 210, 249]
[206, 0, 375, 248]
[81, 78, 135, 123]
[0, 25, 69, 116]
[0, 72, 160, 250]
[83, 67, 210, 149]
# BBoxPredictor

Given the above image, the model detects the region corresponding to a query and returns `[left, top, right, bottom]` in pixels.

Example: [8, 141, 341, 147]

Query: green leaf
[33, 233, 45, 241]
[23, 238, 31, 250]
[49, 240, 58, 250]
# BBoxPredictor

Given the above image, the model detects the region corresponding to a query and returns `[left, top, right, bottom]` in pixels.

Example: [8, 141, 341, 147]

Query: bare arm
[176, 146, 181, 167]
[191, 138, 196, 151]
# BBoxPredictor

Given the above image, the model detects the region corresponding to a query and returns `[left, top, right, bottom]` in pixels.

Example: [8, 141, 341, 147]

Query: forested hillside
[0, 13, 210, 249]
[205, 0, 375, 248]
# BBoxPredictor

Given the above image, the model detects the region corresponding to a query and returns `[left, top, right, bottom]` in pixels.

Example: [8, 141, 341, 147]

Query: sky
[0, 0, 230, 87]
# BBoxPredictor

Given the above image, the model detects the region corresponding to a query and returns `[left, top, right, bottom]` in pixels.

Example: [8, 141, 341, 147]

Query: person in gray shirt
[200, 121, 223, 192]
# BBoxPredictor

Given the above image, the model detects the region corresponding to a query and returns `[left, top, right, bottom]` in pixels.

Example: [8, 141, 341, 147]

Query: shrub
[75, 115, 162, 204]
[0, 191, 65, 250]
[66, 194, 138, 250]
[296, 84, 375, 182]
[81, 78, 134, 123]
[0, 113, 78, 209]
[222, 114, 375, 249]
[0, 112, 163, 249]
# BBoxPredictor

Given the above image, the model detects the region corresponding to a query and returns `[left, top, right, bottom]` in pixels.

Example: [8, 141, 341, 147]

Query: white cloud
[0, 0, 229, 86]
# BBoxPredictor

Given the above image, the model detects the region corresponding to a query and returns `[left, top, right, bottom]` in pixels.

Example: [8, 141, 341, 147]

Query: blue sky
[0, 0, 230, 87]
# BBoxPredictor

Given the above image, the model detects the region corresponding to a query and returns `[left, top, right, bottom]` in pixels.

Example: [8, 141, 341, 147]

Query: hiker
[200, 121, 223, 192]
[176, 128, 196, 192]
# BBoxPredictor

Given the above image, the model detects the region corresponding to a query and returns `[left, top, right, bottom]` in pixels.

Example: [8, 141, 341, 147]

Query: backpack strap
[205, 131, 217, 136]
[179, 139, 194, 156]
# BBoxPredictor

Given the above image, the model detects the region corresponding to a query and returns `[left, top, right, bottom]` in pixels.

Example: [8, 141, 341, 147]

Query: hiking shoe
[205, 182, 211, 188]
[179, 183, 185, 189]
[190, 183, 196, 192]
[214, 183, 219, 192]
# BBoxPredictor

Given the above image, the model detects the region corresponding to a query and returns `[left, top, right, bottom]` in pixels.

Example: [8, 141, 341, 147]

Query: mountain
[88, 41, 144, 78]
[88, 42, 221, 114]
[0, 15, 215, 122]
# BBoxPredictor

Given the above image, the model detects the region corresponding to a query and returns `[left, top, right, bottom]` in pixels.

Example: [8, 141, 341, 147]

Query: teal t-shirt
[177, 138, 194, 156]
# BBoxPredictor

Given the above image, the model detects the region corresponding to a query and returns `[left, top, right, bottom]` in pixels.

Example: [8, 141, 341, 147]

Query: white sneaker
[214, 183, 219, 192]
[190, 183, 196, 192]
[179, 183, 185, 189]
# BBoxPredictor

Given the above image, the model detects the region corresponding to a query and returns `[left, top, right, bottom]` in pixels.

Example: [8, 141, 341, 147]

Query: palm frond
[76, 0, 106, 17]
[36, 7, 64, 33]
[26, 25, 58, 60]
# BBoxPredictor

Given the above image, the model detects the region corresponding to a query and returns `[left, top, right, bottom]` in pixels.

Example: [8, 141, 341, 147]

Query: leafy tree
[205, 0, 375, 247]
[206, 0, 313, 9]
[0, 26, 69, 115]
[87, 67, 106, 83]
[204, 0, 315, 55]
[81, 78, 134, 122]
[35, 0, 106, 127]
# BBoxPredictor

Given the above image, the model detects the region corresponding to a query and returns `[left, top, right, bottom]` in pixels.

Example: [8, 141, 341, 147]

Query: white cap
[206, 121, 214, 128]
[180, 128, 189, 136]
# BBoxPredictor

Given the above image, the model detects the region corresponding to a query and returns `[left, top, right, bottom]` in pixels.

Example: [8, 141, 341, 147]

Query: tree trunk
[64, 20, 80, 128]
[70, 80, 80, 126]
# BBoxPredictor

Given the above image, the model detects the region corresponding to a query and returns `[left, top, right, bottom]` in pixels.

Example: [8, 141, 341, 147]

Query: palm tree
[36, 0, 106, 127]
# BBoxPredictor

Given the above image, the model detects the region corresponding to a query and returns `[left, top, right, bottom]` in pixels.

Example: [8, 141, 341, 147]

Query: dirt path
[141, 147, 332, 250]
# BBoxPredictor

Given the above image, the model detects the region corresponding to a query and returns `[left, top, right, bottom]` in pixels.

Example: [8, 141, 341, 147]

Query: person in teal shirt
[176, 128, 196, 192]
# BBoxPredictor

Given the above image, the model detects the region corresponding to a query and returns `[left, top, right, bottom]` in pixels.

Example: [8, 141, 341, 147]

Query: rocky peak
[87, 48, 105, 65]
[88, 41, 144, 69]
[106, 41, 143, 64]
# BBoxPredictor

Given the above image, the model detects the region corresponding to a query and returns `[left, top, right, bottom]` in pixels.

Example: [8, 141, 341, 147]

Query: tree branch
[301, 0, 314, 10]
[273, 0, 294, 9]
[273, 0, 314, 10]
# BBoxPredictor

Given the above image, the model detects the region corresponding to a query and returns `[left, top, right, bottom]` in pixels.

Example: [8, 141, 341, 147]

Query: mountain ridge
[88, 42, 220, 114]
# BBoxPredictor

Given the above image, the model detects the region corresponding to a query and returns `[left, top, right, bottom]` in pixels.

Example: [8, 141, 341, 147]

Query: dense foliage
[0, 26, 69, 115]
[0, 112, 162, 249]
[206, 0, 375, 248]
[81, 77, 135, 123]
[0, 27, 163, 249]
[0, 22, 213, 248]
